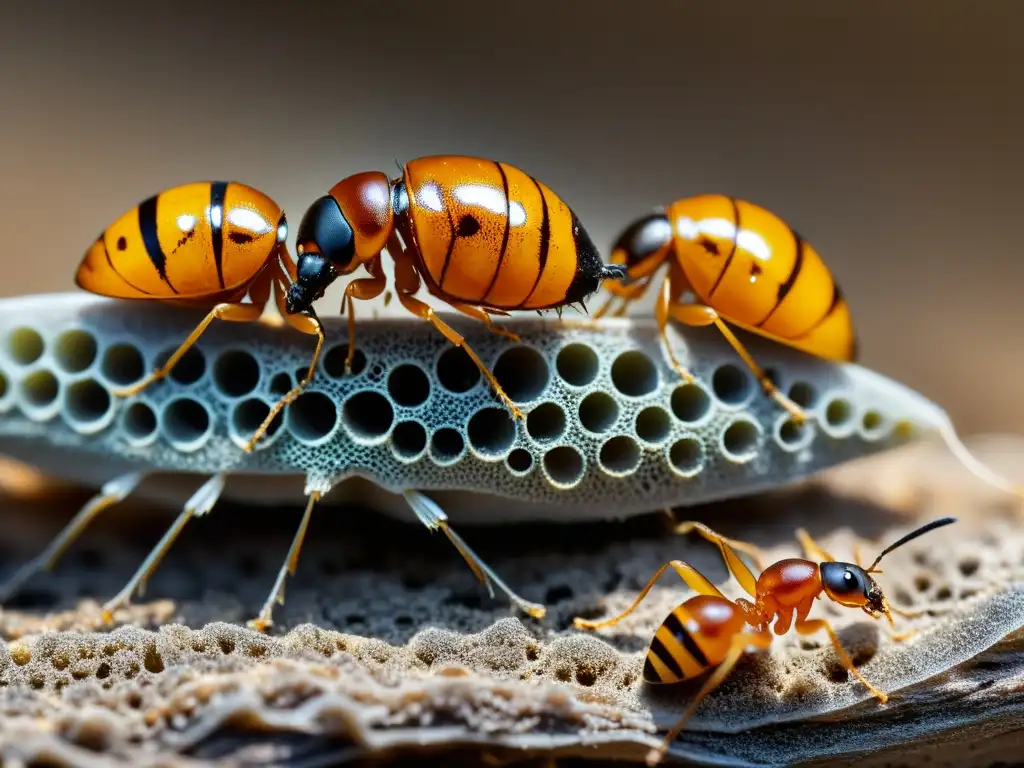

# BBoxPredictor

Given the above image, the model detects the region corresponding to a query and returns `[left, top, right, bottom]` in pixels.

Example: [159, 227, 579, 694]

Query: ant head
[819, 562, 889, 623]
[819, 517, 958, 627]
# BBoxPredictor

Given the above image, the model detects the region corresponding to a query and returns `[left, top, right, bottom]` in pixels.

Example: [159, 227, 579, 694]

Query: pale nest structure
[0, 295, 1021, 766]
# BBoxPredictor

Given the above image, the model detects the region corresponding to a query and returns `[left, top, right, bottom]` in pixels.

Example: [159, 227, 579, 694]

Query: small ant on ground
[573, 517, 957, 765]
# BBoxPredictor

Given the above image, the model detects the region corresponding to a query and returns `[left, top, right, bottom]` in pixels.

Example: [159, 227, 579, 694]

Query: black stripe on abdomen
[706, 196, 741, 300]
[137, 194, 176, 293]
[480, 162, 512, 303]
[517, 175, 551, 308]
[210, 180, 228, 289]
[756, 228, 805, 328]
[663, 611, 709, 667]
[648, 637, 685, 681]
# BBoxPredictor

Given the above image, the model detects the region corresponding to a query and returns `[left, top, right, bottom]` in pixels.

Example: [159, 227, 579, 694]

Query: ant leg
[794, 618, 888, 703]
[341, 255, 387, 372]
[101, 474, 225, 623]
[403, 490, 546, 619]
[672, 520, 762, 596]
[796, 528, 836, 562]
[445, 300, 521, 342]
[248, 491, 321, 632]
[646, 629, 773, 766]
[656, 276, 699, 384]
[112, 302, 266, 397]
[573, 560, 724, 631]
[0, 472, 145, 603]
[668, 303, 808, 423]
[243, 275, 327, 453]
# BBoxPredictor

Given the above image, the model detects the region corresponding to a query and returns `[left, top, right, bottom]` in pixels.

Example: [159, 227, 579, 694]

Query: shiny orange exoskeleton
[574, 517, 958, 765]
[75, 181, 325, 451]
[282, 155, 626, 419]
[598, 195, 855, 422]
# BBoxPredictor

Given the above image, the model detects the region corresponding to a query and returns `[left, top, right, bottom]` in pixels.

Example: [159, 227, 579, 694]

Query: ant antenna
[935, 416, 1024, 499]
[866, 517, 957, 573]
[393, 157, 404, 175]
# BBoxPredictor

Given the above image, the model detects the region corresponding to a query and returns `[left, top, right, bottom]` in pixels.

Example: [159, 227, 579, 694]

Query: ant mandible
[572, 517, 958, 765]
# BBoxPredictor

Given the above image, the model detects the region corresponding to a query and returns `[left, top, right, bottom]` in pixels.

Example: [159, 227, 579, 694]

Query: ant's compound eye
[821, 562, 869, 598]
[276, 215, 288, 243]
[296, 195, 355, 268]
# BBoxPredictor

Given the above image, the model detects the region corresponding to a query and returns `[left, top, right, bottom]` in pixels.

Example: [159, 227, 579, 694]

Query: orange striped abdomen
[643, 595, 747, 684]
[401, 155, 602, 311]
[666, 195, 857, 361]
[75, 181, 285, 301]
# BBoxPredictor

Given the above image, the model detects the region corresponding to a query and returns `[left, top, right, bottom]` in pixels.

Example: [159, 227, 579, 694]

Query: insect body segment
[75, 181, 325, 453]
[280, 155, 626, 422]
[572, 517, 958, 765]
[599, 195, 856, 423]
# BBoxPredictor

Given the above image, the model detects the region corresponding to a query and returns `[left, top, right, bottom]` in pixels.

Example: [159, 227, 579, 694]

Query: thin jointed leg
[402, 490, 545, 618]
[573, 560, 724, 631]
[249, 491, 321, 632]
[655, 276, 698, 383]
[113, 302, 265, 397]
[646, 630, 773, 766]
[796, 528, 835, 563]
[673, 519, 767, 582]
[667, 302, 808, 423]
[794, 618, 888, 702]
[446, 300, 521, 342]
[101, 474, 225, 622]
[342, 255, 387, 372]
[0, 472, 144, 602]
[244, 274, 328, 452]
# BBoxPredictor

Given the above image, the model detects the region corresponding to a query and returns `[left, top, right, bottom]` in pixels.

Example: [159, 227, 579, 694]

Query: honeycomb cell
[431, 427, 465, 464]
[231, 398, 283, 444]
[388, 364, 430, 408]
[162, 398, 212, 450]
[6, 327, 44, 366]
[556, 343, 599, 387]
[101, 344, 144, 387]
[712, 364, 752, 406]
[392, 421, 428, 460]
[64, 378, 112, 427]
[437, 347, 480, 393]
[526, 402, 566, 443]
[506, 448, 533, 475]
[668, 437, 704, 477]
[342, 391, 393, 441]
[635, 406, 671, 445]
[468, 407, 516, 457]
[579, 392, 618, 434]
[323, 344, 367, 377]
[493, 346, 549, 403]
[20, 369, 59, 409]
[671, 383, 711, 423]
[213, 350, 261, 398]
[610, 350, 658, 397]
[290, 391, 340, 444]
[123, 401, 157, 444]
[543, 446, 585, 487]
[54, 329, 98, 374]
[599, 436, 641, 476]
[722, 418, 761, 462]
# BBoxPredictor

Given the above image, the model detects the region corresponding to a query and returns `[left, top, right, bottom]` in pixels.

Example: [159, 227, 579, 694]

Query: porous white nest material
[0, 292, 952, 523]
[0, 443, 1022, 765]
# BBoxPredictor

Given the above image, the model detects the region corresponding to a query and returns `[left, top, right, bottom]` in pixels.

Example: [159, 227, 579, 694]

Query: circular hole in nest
[431, 427, 465, 463]
[777, 417, 809, 448]
[556, 343, 599, 387]
[825, 398, 853, 428]
[388, 364, 430, 407]
[269, 372, 293, 396]
[671, 383, 711, 423]
[0, 370, 8, 402]
[636, 406, 671, 444]
[527, 402, 565, 443]
[493, 346, 549, 403]
[668, 437, 704, 476]
[579, 391, 618, 433]
[213, 350, 260, 398]
[123, 401, 157, 442]
[788, 381, 817, 408]
[392, 420, 427, 459]
[101, 343, 144, 386]
[64, 378, 111, 425]
[53, 329, 97, 374]
[323, 345, 367, 377]
[342, 391, 393, 441]
[162, 398, 211, 448]
[610, 350, 658, 397]
[468, 407, 516, 456]
[6, 327, 44, 366]
[712, 364, 752, 406]
[861, 409, 888, 437]
[232, 399, 282, 442]
[722, 419, 761, 461]
[543, 446, 585, 487]
[154, 346, 205, 386]
[437, 347, 480, 393]
[599, 436, 641, 475]
[507, 448, 533, 474]
[288, 391, 339, 443]
[20, 369, 59, 408]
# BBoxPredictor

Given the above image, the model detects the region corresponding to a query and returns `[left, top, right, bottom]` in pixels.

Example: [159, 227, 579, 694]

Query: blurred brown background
[1, 0, 1021, 435]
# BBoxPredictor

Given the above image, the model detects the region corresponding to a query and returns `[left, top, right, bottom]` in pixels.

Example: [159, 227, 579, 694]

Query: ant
[572, 517, 957, 765]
